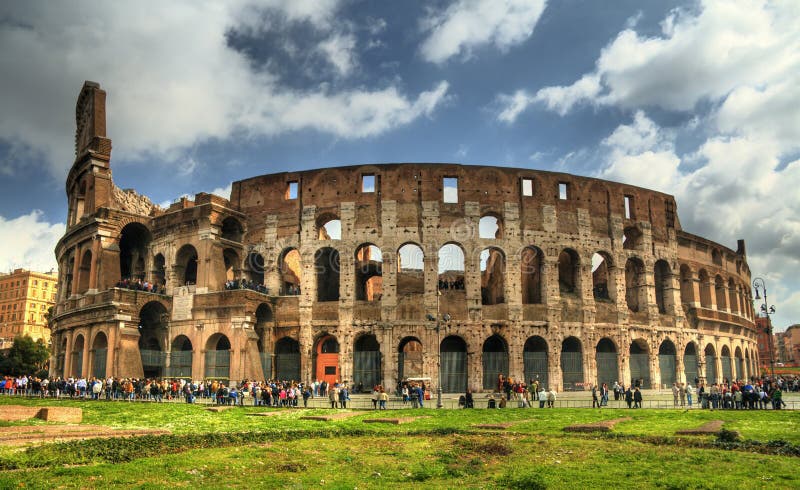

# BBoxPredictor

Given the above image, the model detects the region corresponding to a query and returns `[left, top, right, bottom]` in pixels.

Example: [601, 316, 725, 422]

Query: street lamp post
[752, 277, 776, 379]
[429, 293, 450, 409]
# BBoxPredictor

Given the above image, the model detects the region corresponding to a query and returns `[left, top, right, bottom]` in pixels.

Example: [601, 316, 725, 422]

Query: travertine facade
[51, 82, 760, 391]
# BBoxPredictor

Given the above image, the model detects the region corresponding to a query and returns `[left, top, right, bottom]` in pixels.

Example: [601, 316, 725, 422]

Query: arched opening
[318, 217, 341, 240]
[704, 344, 717, 384]
[440, 336, 467, 393]
[558, 249, 579, 295]
[91, 332, 108, 379]
[255, 303, 272, 379]
[355, 244, 383, 301]
[139, 301, 168, 378]
[56, 337, 67, 377]
[561, 336, 584, 391]
[523, 336, 548, 388]
[592, 252, 614, 301]
[684, 343, 698, 384]
[170, 335, 193, 379]
[438, 243, 465, 292]
[223, 248, 240, 283]
[152, 253, 166, 289]
[244, 252, 266, 287]
[64, 255, 75, 298]
[480, 248, 505, 305]
[658, 339, 677, 387]
[698, 270, 712, 308]
[482, 335, 509, 390]
[204, 334, 231, 381]
[315, 247, 340, 302]
[728, 279, 739, 314]
[596, 338, 618, 389]
[221, 217, 243, 242]
[734, 346, 744, 381]
[175, 245, 198, 286]
[314, 335, 339, 385]
[398, 337, 423, 381]
[521, 246, 543, 304]
[715, 275, 727, 311]
[279, 248, 301, 295]
[479, 214, 503, 239]
[629, 339, 651, 388]
[71, 334, 85, 378]
[680, 264, 694, 305]
[119, 223, 152, 281]
[654, 260, 672, 314]
[623, 226, 642, 250]
[397, 243, 424, 296]
[625, 258, 646, 313]
[77, 250, 92, 294]
[353, 334, 381, 390]
[275, 337, 300, 381]
[720, 345, 733, 383]
[711, 249, 722, 266]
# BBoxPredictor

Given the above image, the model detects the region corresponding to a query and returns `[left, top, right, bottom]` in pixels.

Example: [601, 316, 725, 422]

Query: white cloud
[0, 1, 448, 176]
[420, 0, 547, 64]
[209, 183, 233, 200]
[0, 211, 63, 273]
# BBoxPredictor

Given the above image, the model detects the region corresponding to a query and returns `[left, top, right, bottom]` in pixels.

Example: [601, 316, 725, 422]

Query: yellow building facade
[0, 269, 58, 346]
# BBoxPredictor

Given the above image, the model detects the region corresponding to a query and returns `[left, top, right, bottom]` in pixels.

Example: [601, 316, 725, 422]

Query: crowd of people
[437, 278, 465, 291]
[115, 277, 162, 294]
[224, 279, 269, 295]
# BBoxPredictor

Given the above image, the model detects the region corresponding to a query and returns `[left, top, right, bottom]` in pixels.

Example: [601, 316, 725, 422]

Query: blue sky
[0, 0, 798, 329]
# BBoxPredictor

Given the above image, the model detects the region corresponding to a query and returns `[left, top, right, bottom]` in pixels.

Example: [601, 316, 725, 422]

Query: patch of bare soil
[563, 417, 632, 433]
[0, 425, 170, 446]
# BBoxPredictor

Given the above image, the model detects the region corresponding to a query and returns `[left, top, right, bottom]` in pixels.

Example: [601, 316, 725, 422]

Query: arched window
[679, 264, 694, 305]
[558, 249, 579, 294]
[698, 270, 712, 308]
[480, 248, 505, 305]
[315, 247, 340, 301]
[623, 226, 643, 250]
[318, 216, 341, 240]
[279, 248, 301, 295]
[397, 243, 424, 296]
[77, 250, 92, 293]
[715, 275, 727, 311]
[625, 258, 645, 313]
[521, 246, 543, 304]
[438, 243, 465, 293]
[355, 244, 382, 301]
[175, 245, 198, 286]
[119, 223, 152, 281]
[654, 260, 671, 314]
[221, 217, 243, 242]
[592, 252, 613, 301]
[479, 214, 502, 239]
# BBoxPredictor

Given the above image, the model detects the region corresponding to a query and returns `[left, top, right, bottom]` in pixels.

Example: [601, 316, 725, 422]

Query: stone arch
[560, 336, 584, 391]
[119, 222, 152, 281]
[71, 334, 85, 378]
[734, 346, 744, 381]
[704, 344, 718, 384]
[711, 248, 722, 266]
[679, 264, 694, 305]
[139, 301, 168, 378]
[170, 335, 193, 378]
[398, 336, 423, 380]
[77, 249, 92, 294]
[480, 247, 505, 305]
[275, 336, 300, 381]
[625, 257, 646, 313]
[397, 243, 424, 296]
[317, 213, 341, 240]
[152, 253, 166, 288]
[658, 338, 677, 387]
[592, 251, 614, 301]
[720, 345, 733, 383]
[728, 278, 739, 314]
[221, 217, 244, 242]
[90, 331, 108, 378]
[623, 226, 643, 250]
[698, 269, 712, 308]
[279, 248, 301, 295]
[654, 260, 672, 314]
[684, 342, 699, 385]
[315, 247, 340, 302]
[482, 334, 509, 390]
[438, 242, 465, 292]
[355, 244, 383, 301]
[314, 334, 340, 385]
[479, 213, 503, 239]
[595, 337, 619, 389]
[204, 333, 231, 381]
[175, 244, 198, 286]
[629, 339, 651, 388]
[440, 335, 468, 393]
[243, 251, 265, 286]
[715, 274, 727, 311]
[223, 248, 240, 283]
[353, 334, 381, 390]
[558, 248, 580, 295]
[523, 336, 548, 388]
[521, 246, 544, 304]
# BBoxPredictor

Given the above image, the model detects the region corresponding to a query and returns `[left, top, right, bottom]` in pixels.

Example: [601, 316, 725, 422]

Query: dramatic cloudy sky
[0, 0, 797, 329]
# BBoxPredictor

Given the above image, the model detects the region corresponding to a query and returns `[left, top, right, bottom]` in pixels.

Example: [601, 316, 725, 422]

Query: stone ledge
[563, 417, 631, 433]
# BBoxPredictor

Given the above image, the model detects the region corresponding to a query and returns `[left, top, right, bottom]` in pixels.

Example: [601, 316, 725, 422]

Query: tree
[0, 335, 50, 376]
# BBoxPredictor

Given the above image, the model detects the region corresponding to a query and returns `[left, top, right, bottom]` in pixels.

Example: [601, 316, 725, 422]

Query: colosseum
[50, 81, 760, 393]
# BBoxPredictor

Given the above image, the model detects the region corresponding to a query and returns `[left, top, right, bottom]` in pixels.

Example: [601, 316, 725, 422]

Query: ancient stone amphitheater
[51, 82, 759, 392]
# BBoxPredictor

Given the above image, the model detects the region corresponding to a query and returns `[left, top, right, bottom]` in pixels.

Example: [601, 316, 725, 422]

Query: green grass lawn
[0, 398, 797, 488]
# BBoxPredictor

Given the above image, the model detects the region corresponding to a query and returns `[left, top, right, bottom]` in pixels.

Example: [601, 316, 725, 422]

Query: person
[302, 386, 311, 408]
[415, 384, 425, 408]
[624, 386, 633, 408]
[591, 384, 600, 409]
[686, 383, 694, 408]
[464, 389, 474, 408]
[538, 386, 547, 408]
[410, 384, 419, 408]
[498, 395, 507, 409]
[679, 383, 686, 407]
[371, 387, 379, 410]
[601, 383, 609, 407]
[340, 385, 349, 409]
[547, 388, 556, 408]
[613, 381, 620, 401]
[672, 383, 679, 407]
[328, 385, 338, 409]
[487, 394, 496, 409]
[379, 389, 388, 410]
[402, 385, 409, 405]
[633, 386, 642, 408]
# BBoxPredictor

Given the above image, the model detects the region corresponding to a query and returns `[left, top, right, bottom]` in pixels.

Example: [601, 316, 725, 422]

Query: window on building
[558, 182, 568, 200]
[624, 195, 633, 219]
[286, 181, 298, 200]
[362, 174, 375, 193]
[443, 177, 458, 203]
[522, 178, 533, 197]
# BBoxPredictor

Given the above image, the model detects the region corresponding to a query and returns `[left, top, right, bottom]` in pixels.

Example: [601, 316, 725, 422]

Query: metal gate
[259, 353, 273, 380]
[659, 354, 676, 387]
[92, 348, 107, 378]
[353, 351, 382, 389]
[141, 349, 166, 370]
[204, 350, 230, 379]
[72, 351, 83, 377]
[169, 351, 193, 378]
[736, 358, 744, 380]
[275, 353, 300, 382]
[596, 352, 618, 388]
[560, 352, 584, 391]
[441, 351, 467, 393]
[523, 351, 548, 389]
[482, 352, 509, 390]
[684, 354, 698, 384]
[721, 356, 732, 382]
[706, 356, 717, 383]
[629, 354, 651, 388]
